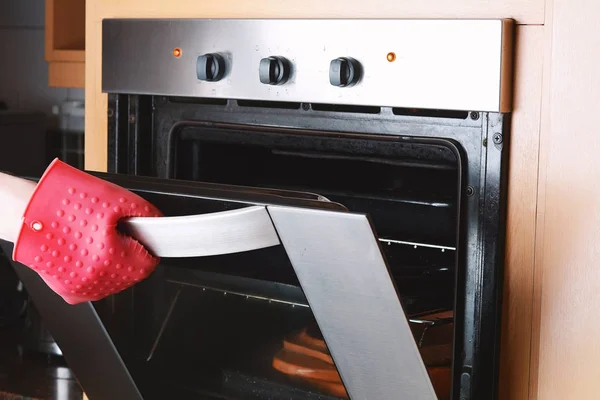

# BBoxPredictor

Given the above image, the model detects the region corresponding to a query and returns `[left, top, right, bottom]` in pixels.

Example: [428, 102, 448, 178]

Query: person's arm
[1, 159, 163, 304]
[0, 172, 36, 243]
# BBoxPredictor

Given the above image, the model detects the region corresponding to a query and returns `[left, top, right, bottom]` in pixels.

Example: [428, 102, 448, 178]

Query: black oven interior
[94, 94, 508, 400]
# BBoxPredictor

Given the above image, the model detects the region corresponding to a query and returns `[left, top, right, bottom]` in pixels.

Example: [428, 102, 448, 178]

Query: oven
[0, 18, 514, 400]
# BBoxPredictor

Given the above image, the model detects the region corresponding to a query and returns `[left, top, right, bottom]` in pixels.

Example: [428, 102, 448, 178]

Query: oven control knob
[329, 57, 361, 87]
[196, 53, 226, 82]
[259, 56, 291, 85]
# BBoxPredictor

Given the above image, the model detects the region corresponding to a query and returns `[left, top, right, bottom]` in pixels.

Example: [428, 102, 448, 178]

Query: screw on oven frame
[466, 186, 475, 196]
[469, 111, 480, 120]
[107, 108, 114, 118]
[493, 133, 503, 144]
[129, 114, 136, 124]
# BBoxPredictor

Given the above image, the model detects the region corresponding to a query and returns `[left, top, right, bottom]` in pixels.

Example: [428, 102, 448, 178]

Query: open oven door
[0, 172, 441, 400]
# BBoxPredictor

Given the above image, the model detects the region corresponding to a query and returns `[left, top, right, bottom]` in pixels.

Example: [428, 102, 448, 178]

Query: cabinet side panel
[499, 25, 544, 400]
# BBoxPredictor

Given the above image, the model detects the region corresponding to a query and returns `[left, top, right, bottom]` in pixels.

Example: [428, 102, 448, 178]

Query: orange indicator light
[386, 52, 396, 62]
[173, 48, 182, 58]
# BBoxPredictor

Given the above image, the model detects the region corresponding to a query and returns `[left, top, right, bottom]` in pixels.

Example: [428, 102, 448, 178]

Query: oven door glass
[105, 178, 450, 400]
[158, 126, 459, 400]
[1, 175, 455, 400]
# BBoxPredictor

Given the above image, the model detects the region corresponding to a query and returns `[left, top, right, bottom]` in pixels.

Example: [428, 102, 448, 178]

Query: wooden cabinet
[45, 0, 85, 88]
[83, 3, 543, 400]
[83, 0, 600, 398]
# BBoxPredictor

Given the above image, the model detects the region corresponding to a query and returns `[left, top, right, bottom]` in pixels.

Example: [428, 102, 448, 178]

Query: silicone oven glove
[12, 159, 162, 304]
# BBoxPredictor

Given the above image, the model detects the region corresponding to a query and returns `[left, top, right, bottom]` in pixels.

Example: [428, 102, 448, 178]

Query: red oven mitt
[12, 159, 162, 305]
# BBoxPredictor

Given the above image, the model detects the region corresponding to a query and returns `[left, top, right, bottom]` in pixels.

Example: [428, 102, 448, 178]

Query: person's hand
[2, 159, 163, 304]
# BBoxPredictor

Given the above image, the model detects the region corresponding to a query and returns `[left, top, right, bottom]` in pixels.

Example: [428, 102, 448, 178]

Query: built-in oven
[0, 18, 514, 400]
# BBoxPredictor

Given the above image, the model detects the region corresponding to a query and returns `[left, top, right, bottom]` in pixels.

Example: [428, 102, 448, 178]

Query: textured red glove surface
[13, 159, 162, 305]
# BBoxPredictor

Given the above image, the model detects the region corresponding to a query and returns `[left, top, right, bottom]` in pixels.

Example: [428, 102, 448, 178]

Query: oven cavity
[100, 91, 485, 400]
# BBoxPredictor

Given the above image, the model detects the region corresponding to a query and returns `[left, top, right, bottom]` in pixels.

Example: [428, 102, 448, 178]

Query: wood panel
[53, 0, 85, 50]
[91, 0, 544, 28]
[534, 0, 600, 398]
[45, 0, 85, 60]
[498, 25, 544, 400]
[49, 50, 85, 63]
[48, 61, 85, 88]
[528, 1, 554, 398]
[45, 0, 85, 88]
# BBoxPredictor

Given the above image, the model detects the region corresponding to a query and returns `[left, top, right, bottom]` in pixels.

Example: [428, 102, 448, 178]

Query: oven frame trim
[106, 94, 509, 400]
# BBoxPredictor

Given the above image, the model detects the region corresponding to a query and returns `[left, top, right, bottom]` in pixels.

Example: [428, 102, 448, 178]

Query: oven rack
[139, 287, 347, 400]
[168, 279, 452, 332]
[159, 233, 456, 315]
[164, 267, 453, 326]
[146, 278, 454, 400]
[379, 237, 456, 252]
[270, 149, 456, 171]
[246, 183, 458, 248]
[252, 183, 455, 212]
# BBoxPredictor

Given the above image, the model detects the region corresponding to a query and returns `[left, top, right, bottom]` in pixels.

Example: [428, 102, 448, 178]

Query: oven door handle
[123, 206, 280, 258]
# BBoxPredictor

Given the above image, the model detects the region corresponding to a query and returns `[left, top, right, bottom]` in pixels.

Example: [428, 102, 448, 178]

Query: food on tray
[272, 348, 341, 383]
[283, 329, 334, 365]
[272, 315, 454, 399]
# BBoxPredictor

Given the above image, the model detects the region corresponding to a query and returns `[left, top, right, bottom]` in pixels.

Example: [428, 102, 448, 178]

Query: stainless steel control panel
[102, 19, 514, 112]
